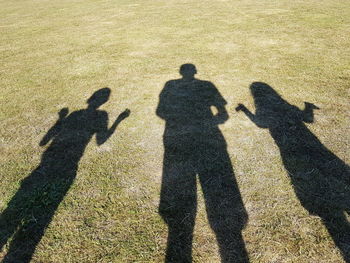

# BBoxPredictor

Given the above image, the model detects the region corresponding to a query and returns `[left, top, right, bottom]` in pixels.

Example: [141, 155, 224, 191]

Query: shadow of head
[250, 82, 280, 98]
[180, 63, 197, 80]
[87, 88, 111, 109]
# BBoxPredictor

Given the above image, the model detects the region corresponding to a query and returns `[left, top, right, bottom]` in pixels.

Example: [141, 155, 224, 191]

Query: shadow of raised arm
[236, 103, 267, 128]
[96, 109, 130, 145]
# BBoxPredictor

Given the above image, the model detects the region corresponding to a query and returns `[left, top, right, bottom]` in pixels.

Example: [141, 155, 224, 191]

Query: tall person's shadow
[157, 64, 249, 263]
[236, 82, 350, 262]
[0, 88, 130, 263]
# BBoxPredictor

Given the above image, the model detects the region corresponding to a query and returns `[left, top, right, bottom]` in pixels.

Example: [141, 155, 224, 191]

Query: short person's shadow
[0, 88, 130, 263]
[237, 82, 350, 262]
[157, 64, 249, 263]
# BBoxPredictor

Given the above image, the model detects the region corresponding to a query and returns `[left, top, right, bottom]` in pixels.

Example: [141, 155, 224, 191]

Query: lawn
[0, 0, 349, 262]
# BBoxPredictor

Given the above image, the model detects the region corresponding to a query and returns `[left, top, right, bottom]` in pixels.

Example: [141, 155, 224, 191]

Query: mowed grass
[0, 0, 349, 262]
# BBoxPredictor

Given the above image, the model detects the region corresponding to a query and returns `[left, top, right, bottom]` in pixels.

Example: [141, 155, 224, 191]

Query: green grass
[1, 0, 349, 262]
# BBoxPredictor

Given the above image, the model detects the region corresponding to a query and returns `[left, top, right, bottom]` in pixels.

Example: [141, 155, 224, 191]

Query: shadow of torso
[25, 109, 108, 188]
[160, 79, 228, 168]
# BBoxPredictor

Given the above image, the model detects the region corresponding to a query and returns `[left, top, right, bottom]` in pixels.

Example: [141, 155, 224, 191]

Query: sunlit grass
[1, 0, 349, 262]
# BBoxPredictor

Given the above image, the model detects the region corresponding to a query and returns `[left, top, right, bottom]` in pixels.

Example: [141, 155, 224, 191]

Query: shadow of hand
[235, 103, 246, 112]
[117, 108, 131, 121]
[59, 107, 69, 119]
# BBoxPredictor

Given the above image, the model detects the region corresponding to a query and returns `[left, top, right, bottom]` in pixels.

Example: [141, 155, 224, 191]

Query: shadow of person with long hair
[156, 64, 249, 263]
[236, 82, 350, 262]
[0, 88, 130, 263]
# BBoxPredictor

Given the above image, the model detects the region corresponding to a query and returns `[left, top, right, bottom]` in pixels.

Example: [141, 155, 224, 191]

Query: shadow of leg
[164, 212, 196, 263]
[2, 212, 54, 263]
[159, 164, 197, 263]
[0, 200, 24, 254]
[321, 211, 350, 263]
[199, 161, 249, 263]
[1, 168, 73, 263]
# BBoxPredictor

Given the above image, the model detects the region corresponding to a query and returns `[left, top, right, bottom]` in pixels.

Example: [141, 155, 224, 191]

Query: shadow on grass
[237, 82, 350, 262]
[157, 64, 249, 263]
[0, 88, 130, 263]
